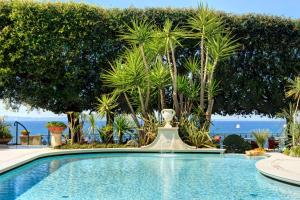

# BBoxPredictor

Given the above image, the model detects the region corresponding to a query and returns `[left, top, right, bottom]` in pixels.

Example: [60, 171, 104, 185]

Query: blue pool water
[0, 153, 299, 200]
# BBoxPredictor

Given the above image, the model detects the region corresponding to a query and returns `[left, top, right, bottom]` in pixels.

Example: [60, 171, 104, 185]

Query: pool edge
[0, 148, 225, 174]
[256, 153, 300, 186]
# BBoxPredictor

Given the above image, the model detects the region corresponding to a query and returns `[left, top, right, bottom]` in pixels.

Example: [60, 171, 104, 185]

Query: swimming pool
[0, 153, 299, 200]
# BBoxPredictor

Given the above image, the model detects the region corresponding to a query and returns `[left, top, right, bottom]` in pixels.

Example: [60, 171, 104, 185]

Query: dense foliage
[0, 1, 299, 117]
[223, 134, 251, 153]
[46, 121, 67, 128]
[0, 117, 12, 139]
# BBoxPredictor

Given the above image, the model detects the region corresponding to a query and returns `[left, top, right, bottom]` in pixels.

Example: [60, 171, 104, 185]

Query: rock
[126, 140, 139, 147]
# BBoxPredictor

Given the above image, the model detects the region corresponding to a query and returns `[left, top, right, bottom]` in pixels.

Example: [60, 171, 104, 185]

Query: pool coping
[0, 148, 225, 174]
[256, 153, 300, 186]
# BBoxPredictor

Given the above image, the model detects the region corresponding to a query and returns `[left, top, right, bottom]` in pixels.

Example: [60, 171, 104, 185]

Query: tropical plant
[141, 114, 161, 145]
[120, 19, 154, 113]
[223, 134, 251, 153]
[286, 76, 300, 117]
[186, 123, 213, 148]
[102, 49, 146, 127]
[113, 114, 134, 144]
[96, 93, 118, 126]
[156, 19, 183, 115]
[45, 121, 67, 128]
[252, 130, 269, 150]
[179, 117, 213, 148]
[288, 122, 300, 146]
[187, 3, 239, 126]
[0, 117, 12, 139]
[88, 113, 98, 143]
[149, 59, 171, 110]
[289, 146, 300, 157]
[98, 124, 114, 145]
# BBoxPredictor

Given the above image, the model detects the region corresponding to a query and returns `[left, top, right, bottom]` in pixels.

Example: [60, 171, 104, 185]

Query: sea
[6, 119, 286, 145]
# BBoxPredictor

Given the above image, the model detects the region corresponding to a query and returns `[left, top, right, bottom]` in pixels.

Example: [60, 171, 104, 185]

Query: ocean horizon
[7, 119, 286, 140]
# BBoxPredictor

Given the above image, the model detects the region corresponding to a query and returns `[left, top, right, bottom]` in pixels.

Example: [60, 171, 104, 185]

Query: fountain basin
[142, 127, 196, 150]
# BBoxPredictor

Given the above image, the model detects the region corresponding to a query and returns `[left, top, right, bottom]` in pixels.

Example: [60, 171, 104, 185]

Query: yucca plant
[142, 114, 161, 145]
[88, 113, 98, 143]
[286, 76, 300, 116]
[284, 76, 300, 146]
[98, 124, 113, 145]
[289, 122, 300, 146]
[114, 114, 133, 144]
[149, 58, 171, 110]
[187, 3, 239, 125]
[180, 118, 213, 148]
[96, 93, 118, 126]
[156, 19, 184, 115]
[120, 19, 155, 112]
[252, 130, 269, 150]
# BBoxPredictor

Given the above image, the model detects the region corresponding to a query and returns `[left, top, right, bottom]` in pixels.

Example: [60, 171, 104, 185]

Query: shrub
[289, 146, 300, 157]
[283, 148, 290, 155]
[114, 114, 134, 144]
[46, 121, 67, 128]
[0, 117, 12, 139]
[252, 130, 269, 149]
[98, 125, 114, 145]
[180, 118, 213, 148]
[223, 134, 251, 153]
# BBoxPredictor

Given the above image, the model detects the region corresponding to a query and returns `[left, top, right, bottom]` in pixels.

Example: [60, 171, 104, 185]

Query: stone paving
[256, 152, 300, 186]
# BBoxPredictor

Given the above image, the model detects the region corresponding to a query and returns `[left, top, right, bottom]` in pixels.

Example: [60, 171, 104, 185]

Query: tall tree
[0, 2, 111, 142]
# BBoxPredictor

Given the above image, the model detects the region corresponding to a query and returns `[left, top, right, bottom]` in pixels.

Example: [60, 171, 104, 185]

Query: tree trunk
[118, 130, 123, 144]
[123, 92, 140, 128]
[159, 89, 166, 110]
[137, 86, 146, 117]
[199, 37, 205, 110]
[67, 112, 80, 144]
[140, 45, 150, 112]
[206, 99, 214, 122]
[179, 93, 184, 114]
[169, 41, 180, 116]
[294, 97, 300, 123]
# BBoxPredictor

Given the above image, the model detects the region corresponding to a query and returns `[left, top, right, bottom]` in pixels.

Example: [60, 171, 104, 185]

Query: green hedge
[0, 1, 299, 115]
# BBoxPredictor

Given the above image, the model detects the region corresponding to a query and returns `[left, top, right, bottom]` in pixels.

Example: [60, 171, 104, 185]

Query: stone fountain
[142, 109, 195, 150]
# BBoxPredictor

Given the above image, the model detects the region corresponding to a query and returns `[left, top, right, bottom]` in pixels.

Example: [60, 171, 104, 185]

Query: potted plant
[46, 121, 67, 147]
[0, 117, 12, 144]
[246, 130, 269, 156]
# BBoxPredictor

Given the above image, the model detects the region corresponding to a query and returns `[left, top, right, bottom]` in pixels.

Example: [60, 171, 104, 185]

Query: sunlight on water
[0, 153, 299, 200]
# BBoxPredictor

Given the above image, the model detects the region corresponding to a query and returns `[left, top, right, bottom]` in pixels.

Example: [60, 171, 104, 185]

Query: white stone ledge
[0, 147, 225, 174]
[256, 153, 300, 186]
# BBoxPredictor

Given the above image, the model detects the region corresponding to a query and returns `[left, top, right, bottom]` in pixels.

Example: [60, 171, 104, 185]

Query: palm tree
[187, 4, 239, 125]
[96, 93, 118, 126]
[120, 19, 154, 112]
[286, 76, 300, 121]
[102, 49, 146, 127]
[156, 19, 183, 116]
[187, 3, 223, 111]
[114, 114, 133, 144]
[150, 58, 171, 109]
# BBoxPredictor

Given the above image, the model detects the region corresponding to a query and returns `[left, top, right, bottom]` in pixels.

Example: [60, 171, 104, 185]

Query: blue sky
[1, 0, 297, 119]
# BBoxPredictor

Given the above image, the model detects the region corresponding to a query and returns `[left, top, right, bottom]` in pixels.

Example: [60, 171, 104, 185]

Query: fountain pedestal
[142, 127, 195, 150]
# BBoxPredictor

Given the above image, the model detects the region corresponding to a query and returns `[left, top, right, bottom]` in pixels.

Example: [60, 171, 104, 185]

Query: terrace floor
[256, 153, 300, 186]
